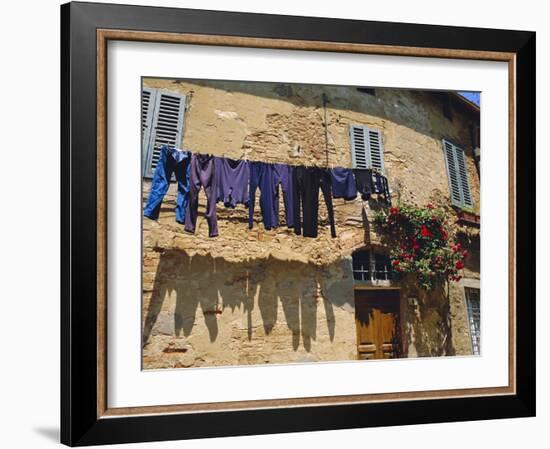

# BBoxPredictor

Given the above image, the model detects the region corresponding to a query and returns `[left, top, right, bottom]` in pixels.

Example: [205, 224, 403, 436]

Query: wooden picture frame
[61, 1, 535, 446]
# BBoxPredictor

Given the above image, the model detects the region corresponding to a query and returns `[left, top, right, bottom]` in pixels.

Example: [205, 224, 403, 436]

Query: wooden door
[355, 290, 401, 360]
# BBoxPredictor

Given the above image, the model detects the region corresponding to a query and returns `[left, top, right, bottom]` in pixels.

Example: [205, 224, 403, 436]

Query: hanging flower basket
[373, 203, 467, 290]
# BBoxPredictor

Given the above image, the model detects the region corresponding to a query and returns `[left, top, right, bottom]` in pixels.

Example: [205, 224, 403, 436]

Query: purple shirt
[330, 167, 357, 200]
[215, 157, 250, 208]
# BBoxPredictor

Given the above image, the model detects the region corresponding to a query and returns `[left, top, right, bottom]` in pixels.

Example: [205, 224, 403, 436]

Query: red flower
[462, 250, 468, 258]
[452, 243, 462, 253]
[392, 260, 400, 266]
[455, 260, 465, 270]
[426, 203, 434, 209]
[389, 207, 399, 215]
[420, 225, 432, 238]
[441, 230, 448, 241]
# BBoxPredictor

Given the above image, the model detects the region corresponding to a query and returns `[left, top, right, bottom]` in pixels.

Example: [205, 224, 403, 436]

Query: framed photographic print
[60, 1, 536, 446]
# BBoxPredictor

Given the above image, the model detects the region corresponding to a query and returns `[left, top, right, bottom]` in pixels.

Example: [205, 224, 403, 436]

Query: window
[442, 139, 474, 208]
[357, 87, 376, 96]
[349, 124, 385, 171]
[352, 250, 392, 282]
[142, 87, 187, 177]
[464, 287, 481, 355]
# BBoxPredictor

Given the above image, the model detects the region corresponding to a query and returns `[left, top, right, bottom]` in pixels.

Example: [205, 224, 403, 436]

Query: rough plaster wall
[141, 78, 480, 368]
[143, 248, 356, 368]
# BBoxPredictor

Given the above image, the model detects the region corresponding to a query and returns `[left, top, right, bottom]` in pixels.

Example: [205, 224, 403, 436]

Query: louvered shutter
[141, 88, 157, 171]
[443, 139, 473, 208]
[142, 90, 186, 177]
[349, 124, 385, 171]
[367, 128, 384, 171]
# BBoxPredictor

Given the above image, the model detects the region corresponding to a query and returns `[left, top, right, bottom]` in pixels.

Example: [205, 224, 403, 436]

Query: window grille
[465, 287, 481, 355]
[352, 250, 392, 282]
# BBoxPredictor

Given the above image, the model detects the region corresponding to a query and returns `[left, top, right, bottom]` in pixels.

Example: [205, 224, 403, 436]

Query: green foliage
[373, 203, 467, 290]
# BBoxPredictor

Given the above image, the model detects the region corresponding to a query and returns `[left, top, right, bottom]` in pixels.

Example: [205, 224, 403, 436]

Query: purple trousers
[273, 163, 295, 228]
[185, 154, 219, 237]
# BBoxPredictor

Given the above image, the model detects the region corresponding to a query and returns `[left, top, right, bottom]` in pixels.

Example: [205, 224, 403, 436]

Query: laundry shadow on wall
[142, 249, 353, 352]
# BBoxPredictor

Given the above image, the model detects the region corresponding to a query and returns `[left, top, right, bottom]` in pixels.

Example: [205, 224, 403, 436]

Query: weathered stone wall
[141, 78, 480, 368]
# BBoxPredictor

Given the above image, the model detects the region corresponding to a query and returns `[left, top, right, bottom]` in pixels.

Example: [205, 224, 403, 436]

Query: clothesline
[157, 145, 385, 172]
[144, 145, 391, 238]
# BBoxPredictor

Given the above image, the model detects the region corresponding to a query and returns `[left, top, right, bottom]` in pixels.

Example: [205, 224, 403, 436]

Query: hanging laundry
[330, 167, 357, 200]
[185, 154, 219, 237]
[372, 171, 391, 205]
[215, 157, 250, 208]
[272, 163, 295, 228]
[143, 145, 191, 224]
[248, 161, 277, 230]
[292, 166, 336, 238]
[353, 168, 374, 201]
[353, 169, 391, 205]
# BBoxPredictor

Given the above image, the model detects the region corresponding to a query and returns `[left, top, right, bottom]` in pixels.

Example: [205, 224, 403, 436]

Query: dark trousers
[248, 161, 276, 230]
[185, 154, 219, 237]
[292, 166, 336, 238]
[273, 163, 295, 228]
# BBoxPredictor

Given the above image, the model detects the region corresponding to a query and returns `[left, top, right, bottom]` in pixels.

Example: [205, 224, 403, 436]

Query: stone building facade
[141, 78, 481, 369]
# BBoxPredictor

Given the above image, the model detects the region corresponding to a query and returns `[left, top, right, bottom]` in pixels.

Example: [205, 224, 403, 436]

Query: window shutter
[142, 89, 186, 177]
[350, 125, 368, 169]
[367, 128, 384, 171]
[349, 124, 385, 171]
[141, 88, 157, 172]
[443, 139, 473, 208]
[454, 144, 473, 208]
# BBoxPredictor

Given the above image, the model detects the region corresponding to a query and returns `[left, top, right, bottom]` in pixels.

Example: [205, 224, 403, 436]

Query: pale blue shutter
[350, 125, 368, 169]
[349, 124, 385, 171]
[367, 128, 385, 171]
[141, 88, 157, 174]
[142, 89, 186, 178]
[443, 139, 473, 208]
[454, 144, 474, 208]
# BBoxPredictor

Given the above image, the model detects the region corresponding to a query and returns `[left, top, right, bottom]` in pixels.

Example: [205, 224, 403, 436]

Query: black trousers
[292, 166, 336, 238]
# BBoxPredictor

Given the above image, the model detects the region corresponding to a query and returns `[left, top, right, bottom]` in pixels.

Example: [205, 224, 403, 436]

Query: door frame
[354, 286, 408, 359]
